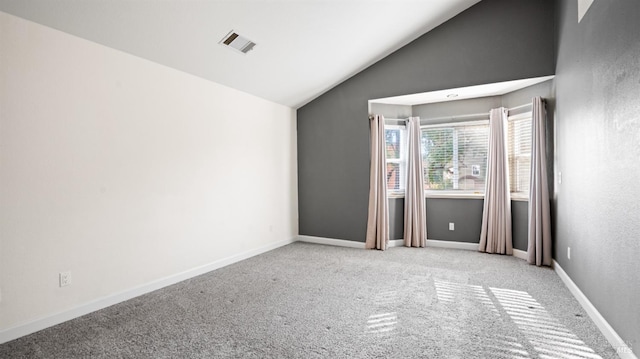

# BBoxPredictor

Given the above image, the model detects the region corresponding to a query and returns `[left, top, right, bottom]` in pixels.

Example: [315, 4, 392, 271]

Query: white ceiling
[0, 0, 480, 108]
[370, 76, 555, 106]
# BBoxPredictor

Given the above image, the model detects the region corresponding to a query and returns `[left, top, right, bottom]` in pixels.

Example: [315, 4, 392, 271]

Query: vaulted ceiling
[0, 0, 480, 108]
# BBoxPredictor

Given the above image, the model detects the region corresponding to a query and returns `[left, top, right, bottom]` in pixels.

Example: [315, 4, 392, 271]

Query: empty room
[0, 0, 638, 358]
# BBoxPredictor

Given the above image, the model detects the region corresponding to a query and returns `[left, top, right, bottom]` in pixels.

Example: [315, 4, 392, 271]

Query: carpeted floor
[0, 242, 619, 358]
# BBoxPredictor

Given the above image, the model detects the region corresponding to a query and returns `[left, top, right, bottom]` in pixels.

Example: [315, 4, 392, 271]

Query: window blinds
[421, 123, 489, 191]
[508, 113, 532, 195]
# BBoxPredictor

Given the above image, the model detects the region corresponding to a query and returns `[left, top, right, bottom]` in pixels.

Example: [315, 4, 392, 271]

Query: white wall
[0, 11, 298, 335]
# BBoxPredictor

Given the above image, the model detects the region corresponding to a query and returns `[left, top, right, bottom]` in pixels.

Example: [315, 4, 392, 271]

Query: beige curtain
[528, 97, 552, 266]
[366, 115, 389, 250]
[479, 108, 513, 255]
[404, 117, 427, 247]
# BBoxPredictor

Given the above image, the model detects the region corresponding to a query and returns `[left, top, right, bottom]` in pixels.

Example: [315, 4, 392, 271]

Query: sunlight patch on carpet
[366, 312, 398, 334]
[490, 287, 602, 359]
[434, 278, 500, 316]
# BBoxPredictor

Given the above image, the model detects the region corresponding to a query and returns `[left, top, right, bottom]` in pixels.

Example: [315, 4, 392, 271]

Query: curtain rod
[421, 102, 537, 123]
[373, 100, 541, 123]
[508, 103, 532, 112]
[421, 112, 489, 123]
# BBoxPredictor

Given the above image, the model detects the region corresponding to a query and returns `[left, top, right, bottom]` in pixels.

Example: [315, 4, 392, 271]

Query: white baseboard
[426, 240, 531, 260]
[296, 236, 406, 249]
[553, 260, 637, 359]
[388, 239, 405, 247]
[426, 239, 479, 251]
[0, 237, 296, 345]
[512, 248, 528, 260]
[297, 235, 366, 248]
[296, 236, 407, 249]
[297, 236, 530, 255]
[297, 236, 482, 251]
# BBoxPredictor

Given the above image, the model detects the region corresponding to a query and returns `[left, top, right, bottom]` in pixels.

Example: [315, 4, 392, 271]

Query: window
[384, 125, 406, 194]
[382, 110, 531, 198]
[508, 112, 532, 198]
[421, 122, 489, 192]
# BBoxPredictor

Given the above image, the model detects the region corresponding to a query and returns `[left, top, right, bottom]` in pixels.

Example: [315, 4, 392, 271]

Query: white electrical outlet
[59, 271, 72, 287]
[567, 247, 571, 260]
[449, 222, 455, 231]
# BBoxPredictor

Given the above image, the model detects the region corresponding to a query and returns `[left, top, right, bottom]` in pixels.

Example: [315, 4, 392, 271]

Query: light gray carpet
[0, 242, 619, 358]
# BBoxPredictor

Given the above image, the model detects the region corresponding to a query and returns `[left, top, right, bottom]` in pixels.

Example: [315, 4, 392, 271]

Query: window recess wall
[374, 80, 554, 249]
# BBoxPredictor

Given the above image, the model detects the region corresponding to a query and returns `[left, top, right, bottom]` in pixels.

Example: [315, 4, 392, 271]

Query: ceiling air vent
[219, 30, 256, 54]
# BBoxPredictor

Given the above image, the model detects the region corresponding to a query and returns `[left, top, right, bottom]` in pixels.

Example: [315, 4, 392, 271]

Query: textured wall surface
[388, 198, 405, 240]
[554, 0, 640, 353]
[412, 96, 502, 121]
[298, 0, 555, 241]
[425, 198, 484, 243]
[369, 103, 412, 120]
[510, 200, 529, 251]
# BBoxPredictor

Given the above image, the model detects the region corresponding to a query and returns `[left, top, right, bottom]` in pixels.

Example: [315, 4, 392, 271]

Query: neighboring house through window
[421, 121, 489, 192]
[383, 111, 531, 199]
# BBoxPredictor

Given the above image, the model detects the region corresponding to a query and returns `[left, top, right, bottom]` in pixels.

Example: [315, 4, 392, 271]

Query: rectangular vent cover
[219, 30, 256, 54]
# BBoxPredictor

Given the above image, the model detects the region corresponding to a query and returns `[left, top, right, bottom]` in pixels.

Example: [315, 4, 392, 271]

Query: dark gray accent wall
[388, 198, 404, 240]
[510, 200, 529, 252]
[501, 80, 553, 108]
[555, 0, 640, 353]
[413, 96, 501, 122]
[391, 197, 528, 252]
[426, 198, 484, 243]
[369, 103, 412, 120]
[298, 0, 555, 241]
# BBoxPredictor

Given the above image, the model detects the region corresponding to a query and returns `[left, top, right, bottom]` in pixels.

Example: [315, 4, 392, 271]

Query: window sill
[387, 192, 405, 199]
[387, 192, 529, 201]
[425, 191, 484, 200]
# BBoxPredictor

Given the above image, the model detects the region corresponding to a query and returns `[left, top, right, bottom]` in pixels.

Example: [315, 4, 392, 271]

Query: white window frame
[507, 111, 533, 201]
[421, 120, 489, 198]
[380, 108, 533, 201]
[384, 124, 407, 197]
